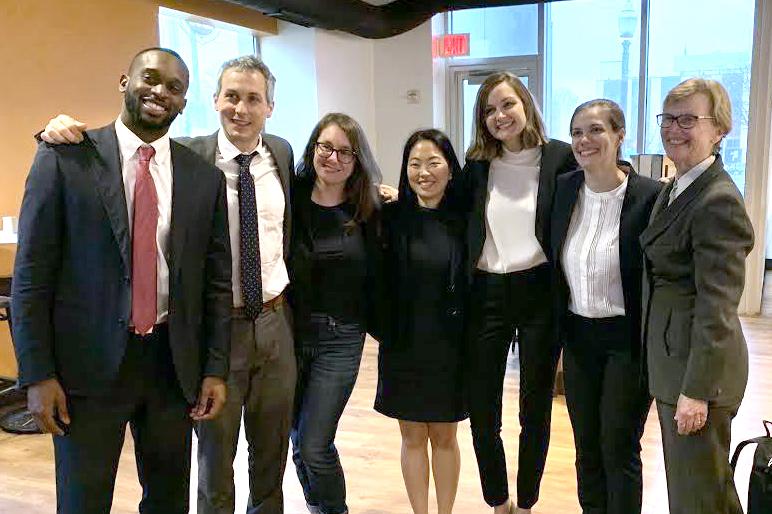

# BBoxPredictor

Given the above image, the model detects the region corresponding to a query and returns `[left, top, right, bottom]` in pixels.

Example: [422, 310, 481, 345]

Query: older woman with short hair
[640, 78, 754, 514]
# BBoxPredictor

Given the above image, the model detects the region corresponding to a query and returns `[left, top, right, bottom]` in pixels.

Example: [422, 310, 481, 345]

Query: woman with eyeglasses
[374, 129, 468, 514]
[462, 72, 577, 514]
[551, 99, 660, 514]
[289, 112, 383, 514]
[640, 79, 754, 514]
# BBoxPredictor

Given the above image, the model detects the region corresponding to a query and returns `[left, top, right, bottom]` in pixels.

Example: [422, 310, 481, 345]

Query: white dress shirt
[216, 130, 288, 305]
[562, 177, 628, 318]
[115, 118, 172, 324]
[477, 146, 547, 273]
[669, 155, 715, 205]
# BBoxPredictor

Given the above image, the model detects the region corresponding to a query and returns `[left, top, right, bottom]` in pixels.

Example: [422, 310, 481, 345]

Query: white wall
[315, 30, 377, 148]
[260, 20, 435, 185]
[372, 23, 434, 185]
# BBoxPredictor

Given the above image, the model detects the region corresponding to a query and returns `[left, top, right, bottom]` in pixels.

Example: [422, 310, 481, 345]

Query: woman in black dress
[289, 112, 382, 514]
[374, 129, 467, 514]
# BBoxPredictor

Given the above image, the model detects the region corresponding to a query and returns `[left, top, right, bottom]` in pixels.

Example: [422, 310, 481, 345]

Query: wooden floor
[1, 272, 771, 513]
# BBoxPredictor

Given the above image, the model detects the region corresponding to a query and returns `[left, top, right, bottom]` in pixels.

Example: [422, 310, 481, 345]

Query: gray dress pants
[197, 299, 296, 514]
[656, 401, 743, 514]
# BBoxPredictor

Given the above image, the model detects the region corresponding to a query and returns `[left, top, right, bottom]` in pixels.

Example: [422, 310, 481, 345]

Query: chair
[0, 295, 40, 434]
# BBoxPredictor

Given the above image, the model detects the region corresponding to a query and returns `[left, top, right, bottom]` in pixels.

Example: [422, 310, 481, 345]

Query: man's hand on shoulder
[40, 114, 87, 144]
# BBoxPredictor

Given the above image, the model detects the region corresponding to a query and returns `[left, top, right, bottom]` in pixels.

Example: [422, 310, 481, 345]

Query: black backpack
[730, 420, 772, 514]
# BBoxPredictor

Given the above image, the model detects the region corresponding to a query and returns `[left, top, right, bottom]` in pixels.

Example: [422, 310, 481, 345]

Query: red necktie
[131, 145, 158, 335]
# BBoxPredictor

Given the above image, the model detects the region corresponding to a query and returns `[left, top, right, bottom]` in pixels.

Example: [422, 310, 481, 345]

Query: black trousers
[467, 264, 561, 509]
[563, 314, 651, 514]
[53, 325, 192, 514]
[656, 401, 742, 514]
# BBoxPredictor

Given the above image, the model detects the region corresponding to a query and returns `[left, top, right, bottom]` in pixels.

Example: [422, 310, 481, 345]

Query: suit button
[448, 284, 455, 293]
[447, 308, 459, 316]
[118, 317, 125, 326]
[123, 276, 130, 285]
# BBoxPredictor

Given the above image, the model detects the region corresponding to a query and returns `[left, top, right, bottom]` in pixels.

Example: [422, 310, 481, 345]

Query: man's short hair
[215, 55, 276, 104]
[128, 47, 189, 77]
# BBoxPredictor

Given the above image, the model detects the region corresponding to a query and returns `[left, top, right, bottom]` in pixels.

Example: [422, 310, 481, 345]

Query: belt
[262, 291, 286, 311]
[233, 291, 286, 317]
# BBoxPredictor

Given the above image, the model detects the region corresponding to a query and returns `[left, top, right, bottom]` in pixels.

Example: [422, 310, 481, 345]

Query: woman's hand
[378, 184, 398, 204]
[674, 393, 708, 435]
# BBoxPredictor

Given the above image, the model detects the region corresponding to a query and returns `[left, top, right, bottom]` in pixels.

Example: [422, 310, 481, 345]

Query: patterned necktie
[236, 152, 262, 319]
[668, 178, 679, 206]
[131, 145, 157, 335]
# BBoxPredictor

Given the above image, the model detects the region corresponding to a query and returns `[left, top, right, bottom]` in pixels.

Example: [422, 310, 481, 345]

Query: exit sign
[433, 34, 470, 58]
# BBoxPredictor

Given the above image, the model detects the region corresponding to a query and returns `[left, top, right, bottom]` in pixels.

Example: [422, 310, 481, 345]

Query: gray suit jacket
[640, 156, 754, 407]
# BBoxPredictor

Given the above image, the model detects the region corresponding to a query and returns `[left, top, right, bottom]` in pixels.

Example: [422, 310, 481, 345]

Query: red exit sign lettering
[433, 34, 470, 58]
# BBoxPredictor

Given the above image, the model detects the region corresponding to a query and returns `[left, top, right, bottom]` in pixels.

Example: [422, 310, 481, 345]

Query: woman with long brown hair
[289, 112, 382, 514]
[463, 72, 576, 514]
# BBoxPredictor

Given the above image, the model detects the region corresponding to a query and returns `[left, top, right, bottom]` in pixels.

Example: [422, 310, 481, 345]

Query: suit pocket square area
[664, 309, 692, 358]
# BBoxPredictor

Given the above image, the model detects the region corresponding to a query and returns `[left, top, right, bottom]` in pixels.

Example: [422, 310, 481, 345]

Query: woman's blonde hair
[466, 72, 548, 161]
[663, 78, 732, 153]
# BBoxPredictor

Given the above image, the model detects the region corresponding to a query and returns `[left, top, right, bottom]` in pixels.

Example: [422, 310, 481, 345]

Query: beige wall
[0, 0, 275, 378]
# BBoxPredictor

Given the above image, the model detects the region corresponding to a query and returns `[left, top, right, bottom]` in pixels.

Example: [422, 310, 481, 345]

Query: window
[643, 0, 755, 192]
[158, 7, 257, 138]
[444, 0, 756, 193]
[449, 5, 538, 59]
[545, 0, 642, 161]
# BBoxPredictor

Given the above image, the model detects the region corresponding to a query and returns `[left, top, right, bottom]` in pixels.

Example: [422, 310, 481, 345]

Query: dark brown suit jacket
[640, 155, 754, 407]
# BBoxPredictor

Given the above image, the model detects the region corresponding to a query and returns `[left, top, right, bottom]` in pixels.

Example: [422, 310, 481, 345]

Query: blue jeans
[291, 314, 365, 514]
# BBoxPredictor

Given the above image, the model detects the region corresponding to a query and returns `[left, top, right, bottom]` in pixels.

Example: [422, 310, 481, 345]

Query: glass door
[448, 56, 540, 162]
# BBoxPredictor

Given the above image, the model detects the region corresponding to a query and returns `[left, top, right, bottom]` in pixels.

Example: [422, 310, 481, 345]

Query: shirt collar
[114, 117, 170, 166]
[675, 154, 715, 189]
[217, 129, 268, 162]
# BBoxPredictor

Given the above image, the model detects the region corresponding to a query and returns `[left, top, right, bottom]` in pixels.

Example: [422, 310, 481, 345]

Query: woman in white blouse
[462, 72, 577, 514]
[550, 99, 661, 514]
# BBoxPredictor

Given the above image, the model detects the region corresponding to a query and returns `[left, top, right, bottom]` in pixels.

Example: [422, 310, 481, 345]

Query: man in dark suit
[641, 79, 755, 514]
[12, 48, 232, 514]
[41, 55, 296, 514]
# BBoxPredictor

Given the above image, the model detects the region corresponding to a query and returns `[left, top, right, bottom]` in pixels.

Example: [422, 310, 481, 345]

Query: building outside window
[444, 0, 755, 193]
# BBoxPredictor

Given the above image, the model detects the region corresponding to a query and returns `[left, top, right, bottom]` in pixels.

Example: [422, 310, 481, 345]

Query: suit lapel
[535, 141, 559, 252]
[640, 159, 721, 247]
[619, 173, 639, 305]
[553, 171, 583, 262]
[169, 141, 192, 280]
[88, 125, 131, 273]
[263, 135, 293, 256]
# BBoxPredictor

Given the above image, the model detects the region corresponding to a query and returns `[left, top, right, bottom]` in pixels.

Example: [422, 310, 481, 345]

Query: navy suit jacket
[12, 124, 232, 403]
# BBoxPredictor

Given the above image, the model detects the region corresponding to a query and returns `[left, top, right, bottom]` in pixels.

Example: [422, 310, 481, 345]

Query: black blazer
[463, 139, 577, 279]
[178, 131, 295, 259]
[373, 201, 467, 348]
[550, 167, 662, 357]
[640, 156, 754, 406]
[11, 125, 232, 403]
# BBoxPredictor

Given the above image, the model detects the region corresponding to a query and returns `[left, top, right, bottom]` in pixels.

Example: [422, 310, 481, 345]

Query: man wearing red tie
[11, 48, 232, 514]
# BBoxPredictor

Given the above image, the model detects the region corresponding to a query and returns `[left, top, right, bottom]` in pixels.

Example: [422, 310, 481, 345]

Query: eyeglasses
[656, 113, 716, 129]
[314, 142, 357, 164]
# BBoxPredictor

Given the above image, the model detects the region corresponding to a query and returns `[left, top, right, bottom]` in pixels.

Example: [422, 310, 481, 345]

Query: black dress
[374, 204, 467, 423]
